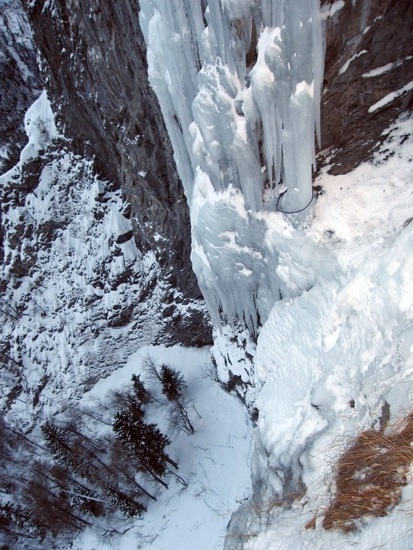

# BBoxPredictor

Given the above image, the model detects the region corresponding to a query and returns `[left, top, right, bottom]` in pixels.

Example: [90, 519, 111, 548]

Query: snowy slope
[57, 112, 412, 550]
[225, 113, 413, 549]
[71, 345, 252, 550]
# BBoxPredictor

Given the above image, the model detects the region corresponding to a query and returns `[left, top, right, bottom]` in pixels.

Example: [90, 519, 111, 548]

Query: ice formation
[139, 0, 324, 331]
[224, 112, 413, 550]
[20, 90, 56, 164]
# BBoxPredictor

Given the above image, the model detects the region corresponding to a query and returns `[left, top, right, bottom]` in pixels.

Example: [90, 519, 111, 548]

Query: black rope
[276, 190, 315, 214]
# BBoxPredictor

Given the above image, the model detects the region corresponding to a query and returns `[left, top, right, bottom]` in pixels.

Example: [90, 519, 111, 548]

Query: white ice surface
[139, 0, 324, 331]
[226, 113, 413, 549]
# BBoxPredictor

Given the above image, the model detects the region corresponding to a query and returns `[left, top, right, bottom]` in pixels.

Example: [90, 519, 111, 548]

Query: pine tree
[43, 463, 105, 518]
[0, 501, 39, 533]
[131, 374, 152, 405]
[113, 407, 177, 487]
[106, 485, 146, 517]
[0, 501, 42, 545]
[160, 365, 185, 401]
[41, 421, 74, 471]
[159, 366, 195, 435]
[112, 404, 144, 447]
[22, 477, 92, 539]
[107, 437, 157, 501]
[169, 401, 195, 435]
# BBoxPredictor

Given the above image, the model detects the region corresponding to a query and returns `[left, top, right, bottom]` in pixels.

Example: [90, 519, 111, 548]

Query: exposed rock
[0, 0, 41, 172]
[18, 0, 411, 350]
[320, 0, 413, 174]
[0, 0, 41, 268]
[0, 146, 210, 424]
[21, 0, 202, 303]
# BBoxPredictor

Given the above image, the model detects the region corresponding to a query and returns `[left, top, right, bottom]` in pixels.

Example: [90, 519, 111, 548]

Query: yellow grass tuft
[321, 412, 413, 532]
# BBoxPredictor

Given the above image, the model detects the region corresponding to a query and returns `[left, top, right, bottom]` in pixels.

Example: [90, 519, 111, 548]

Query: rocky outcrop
[21, 0, 201, 303]
[320, 0, 413, 174]
[0, 0, 41, 172]
[0, 0, 41, 266]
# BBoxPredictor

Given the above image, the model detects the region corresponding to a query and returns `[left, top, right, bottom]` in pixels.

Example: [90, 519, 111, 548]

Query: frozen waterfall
[139, 0, 325, 332]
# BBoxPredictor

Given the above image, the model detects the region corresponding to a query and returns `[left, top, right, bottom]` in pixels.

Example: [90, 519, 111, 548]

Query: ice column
[139, 1, 324, 331]
[251, 0, 324, 213]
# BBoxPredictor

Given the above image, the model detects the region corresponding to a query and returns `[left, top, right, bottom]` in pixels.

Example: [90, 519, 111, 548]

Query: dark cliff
[321, 0, 413, 174]
[22, 0, 201, 302]
[0, 0, 41, 266]
[0, 0, 41, 172]
[23, 1, 413, 198]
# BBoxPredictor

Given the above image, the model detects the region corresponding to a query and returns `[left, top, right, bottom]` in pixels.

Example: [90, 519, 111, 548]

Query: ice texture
[224, 116, 413, 549]
[20, 90, 56, 164]
[139, 1, 324, 331]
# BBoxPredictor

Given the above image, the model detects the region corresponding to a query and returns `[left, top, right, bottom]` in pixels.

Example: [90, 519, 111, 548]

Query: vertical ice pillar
[139, 0, 264, 211]
[251, 0, 324, 217]
[139, 1, 200, 203]
[138, 1, 325, 331]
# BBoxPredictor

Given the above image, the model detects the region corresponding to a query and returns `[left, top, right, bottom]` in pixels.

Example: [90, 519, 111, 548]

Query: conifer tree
[160, 365, 185, 402]
[0, 501, 41, 537]
[41, 421, 74, 470]
[131, 374, 152, 405]
[160, 365, 195, 435]
[106, 485, 146, 517]
[113, 407, 177, 488]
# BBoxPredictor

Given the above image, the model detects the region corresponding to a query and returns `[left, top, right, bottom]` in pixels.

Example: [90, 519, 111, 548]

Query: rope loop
[276, 190, 315, 214]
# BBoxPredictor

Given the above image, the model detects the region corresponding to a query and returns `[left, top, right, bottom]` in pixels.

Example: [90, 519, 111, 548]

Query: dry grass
[321, 412, 413, 532]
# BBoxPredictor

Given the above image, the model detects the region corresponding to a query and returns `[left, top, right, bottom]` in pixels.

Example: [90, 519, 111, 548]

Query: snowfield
[224, 112, 413, 549]
[72, 345, 252, 550]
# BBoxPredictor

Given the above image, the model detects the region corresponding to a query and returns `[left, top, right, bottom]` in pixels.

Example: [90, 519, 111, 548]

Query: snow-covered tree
[106, 485, 146, 518]
[160, 365, 195, 435]
[41, 421, 74, 471]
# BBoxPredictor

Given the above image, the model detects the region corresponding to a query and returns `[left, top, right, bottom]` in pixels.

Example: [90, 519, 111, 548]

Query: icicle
[138, 0, 325, 333]
[312, 0, 325, 148]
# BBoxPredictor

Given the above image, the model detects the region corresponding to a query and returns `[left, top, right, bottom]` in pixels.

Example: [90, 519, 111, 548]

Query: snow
[363, 56, 413, 78]
[320, 1, 345, 21]
[368, 81, 413, 113]
[0, 92, 196, 428]
[225, 112, 413, 549]
[2, 4, 413, 550]
[18, 89, 56, 165]
[338, 49, 367, 75]
[72, 345, 252, 550]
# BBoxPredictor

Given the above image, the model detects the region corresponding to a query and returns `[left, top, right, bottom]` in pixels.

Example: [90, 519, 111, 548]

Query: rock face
[0, 0, 41, 266]
[321, 0, 413, 174]
[0, 0, 41, 172]
[22, 0, 201, 301]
